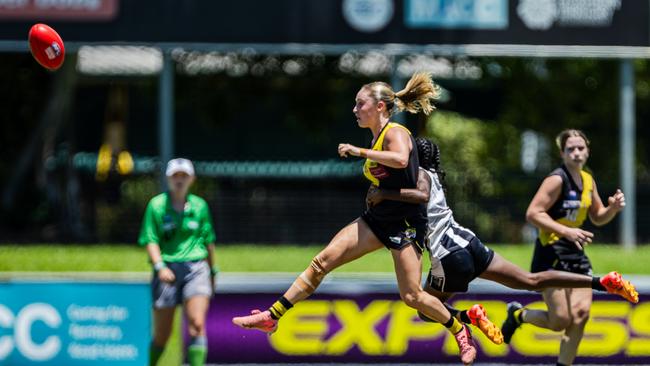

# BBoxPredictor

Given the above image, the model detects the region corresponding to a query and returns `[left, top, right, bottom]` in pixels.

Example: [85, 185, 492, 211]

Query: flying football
[28, 23, 65, 70]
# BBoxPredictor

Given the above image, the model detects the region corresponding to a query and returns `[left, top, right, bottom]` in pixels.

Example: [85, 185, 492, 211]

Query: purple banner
[187, 292, 650, 364]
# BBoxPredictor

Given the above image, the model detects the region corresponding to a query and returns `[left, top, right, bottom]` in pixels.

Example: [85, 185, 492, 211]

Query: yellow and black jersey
[363, 122, 423, 221]
[539, 164, 593, 245]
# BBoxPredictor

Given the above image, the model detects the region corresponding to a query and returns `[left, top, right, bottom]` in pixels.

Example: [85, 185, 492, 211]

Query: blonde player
[233, 73, 480, 365]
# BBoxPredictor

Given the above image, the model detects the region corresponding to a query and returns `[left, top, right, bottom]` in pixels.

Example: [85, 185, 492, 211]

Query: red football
[28, 23, 65, 70]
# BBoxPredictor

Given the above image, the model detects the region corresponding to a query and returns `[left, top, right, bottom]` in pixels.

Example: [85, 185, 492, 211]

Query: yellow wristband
[359, 148, 368, 158]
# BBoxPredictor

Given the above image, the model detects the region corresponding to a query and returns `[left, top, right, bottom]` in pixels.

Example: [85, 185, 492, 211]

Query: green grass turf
[1, 243, 649, 274]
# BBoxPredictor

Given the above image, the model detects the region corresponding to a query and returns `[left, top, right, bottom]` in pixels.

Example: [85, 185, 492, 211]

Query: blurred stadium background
[1, 0, 650, 365]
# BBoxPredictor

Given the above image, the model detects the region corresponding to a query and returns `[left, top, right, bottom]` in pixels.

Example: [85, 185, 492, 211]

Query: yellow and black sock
[458, 310, 471, 324]
[269, 296, 293, 320]
[513, 308, 525, 324]
[444, 304, 471, 324]
[443, 315, 464, 334]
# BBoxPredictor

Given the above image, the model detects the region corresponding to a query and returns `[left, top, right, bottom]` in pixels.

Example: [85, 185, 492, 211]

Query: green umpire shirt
[138, 192, 216, 263]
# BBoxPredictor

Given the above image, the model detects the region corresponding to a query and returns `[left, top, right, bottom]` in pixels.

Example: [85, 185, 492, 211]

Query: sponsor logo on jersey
[369, 165, 390, 179]
[404, 227, 416, 239]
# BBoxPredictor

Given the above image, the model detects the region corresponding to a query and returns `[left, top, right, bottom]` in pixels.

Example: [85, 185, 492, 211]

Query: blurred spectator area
[1, 51, 649, 244]
[15, 151, 646, 245]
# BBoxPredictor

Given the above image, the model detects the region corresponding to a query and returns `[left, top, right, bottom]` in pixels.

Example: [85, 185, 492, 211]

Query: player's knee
[548, 314, 571, 331]
[292, 256, 330, 296]
[308, 255, 329, 285]
[187, 318, 205, 337]
[400, 289, 424, 309]
[572, 307, 590, 325]
[310, 255, 329, 277]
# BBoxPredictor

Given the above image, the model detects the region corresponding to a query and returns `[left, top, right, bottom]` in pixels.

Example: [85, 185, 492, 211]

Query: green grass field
[1, 243, 648, 366]
[1, 243, 649, 274]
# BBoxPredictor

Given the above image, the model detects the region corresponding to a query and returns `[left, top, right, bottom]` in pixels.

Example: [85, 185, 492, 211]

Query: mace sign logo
[0, 303, 61, 361]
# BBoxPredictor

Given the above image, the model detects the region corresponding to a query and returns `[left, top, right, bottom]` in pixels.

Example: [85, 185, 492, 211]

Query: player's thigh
[391, 243, 423, 295]
[184, 295, 210, 326]
[480, 252, 533, 289]
[567, 287, 592, 321]
[542, 287, 572, 323]
[317, 217, 383, 270]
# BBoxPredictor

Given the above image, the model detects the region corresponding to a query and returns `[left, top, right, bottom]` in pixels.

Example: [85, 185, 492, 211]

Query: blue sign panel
[405, 0, 508, 29]
[0, 282, 150, 366]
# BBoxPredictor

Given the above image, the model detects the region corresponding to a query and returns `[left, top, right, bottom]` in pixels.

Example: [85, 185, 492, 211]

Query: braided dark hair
[415, 137, 445, 184]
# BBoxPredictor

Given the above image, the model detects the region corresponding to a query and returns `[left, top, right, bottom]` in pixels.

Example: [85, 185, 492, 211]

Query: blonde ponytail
[394, 72, 440, 115]
[363, 72, 440, 117]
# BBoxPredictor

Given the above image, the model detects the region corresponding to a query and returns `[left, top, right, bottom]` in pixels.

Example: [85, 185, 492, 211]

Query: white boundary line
[1, 272, 649, 294]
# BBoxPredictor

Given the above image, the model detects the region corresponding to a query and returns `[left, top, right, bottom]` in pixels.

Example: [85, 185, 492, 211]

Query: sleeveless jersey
[539, 165, 593, 245]
[363, 122, 422, 221]
[423, 169, 455, 248]
[421, 169, 477, 259]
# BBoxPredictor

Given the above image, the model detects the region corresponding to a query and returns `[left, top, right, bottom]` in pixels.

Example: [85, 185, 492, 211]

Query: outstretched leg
[479, 253, 638, 302]
[232, 218, 384, 332]
[484, 253, 637, 346]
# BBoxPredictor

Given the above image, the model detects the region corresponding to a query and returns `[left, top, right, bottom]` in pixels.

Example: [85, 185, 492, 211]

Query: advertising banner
[196, 288, 649, 364]
[0, 282, 150, 366]
[0, 0, 647, 48]
[0, 0, 118, 21]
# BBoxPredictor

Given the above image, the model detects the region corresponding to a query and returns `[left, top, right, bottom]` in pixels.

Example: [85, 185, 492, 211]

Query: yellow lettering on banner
[325, 300, 391, 355]
[511, 301, 561, 356]
[385, 301, 443, 355]
[270, 301, 329, 355]
[580, 301, 628, 356]
[268, 298, 648, 358]
[449, 300, 508, 356]
[627, 303, 650, 356]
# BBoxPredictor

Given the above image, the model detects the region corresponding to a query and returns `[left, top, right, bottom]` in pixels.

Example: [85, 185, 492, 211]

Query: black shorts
[426, 229, 495, 293]
[531, 238, 593, 276]
[361, 213, 426, 253]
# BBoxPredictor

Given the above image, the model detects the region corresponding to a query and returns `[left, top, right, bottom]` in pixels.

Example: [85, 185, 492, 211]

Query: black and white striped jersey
[423, 168, 478, 261]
